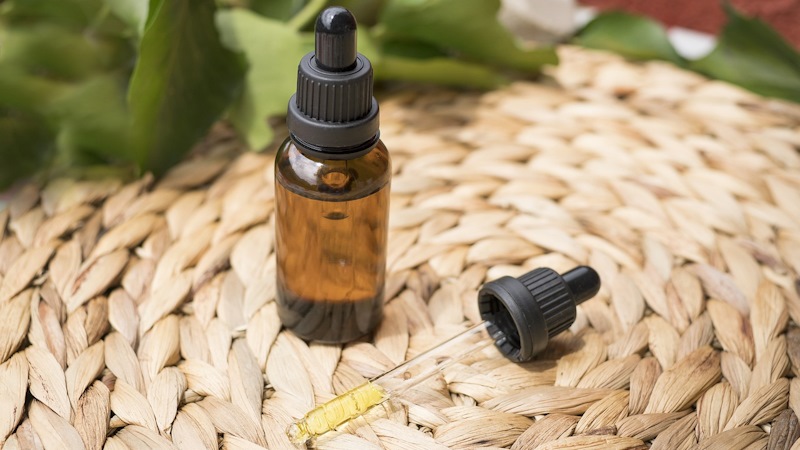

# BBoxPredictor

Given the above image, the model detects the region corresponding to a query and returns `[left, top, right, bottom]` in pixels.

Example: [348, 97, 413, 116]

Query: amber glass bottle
[274, 7, 390, 343]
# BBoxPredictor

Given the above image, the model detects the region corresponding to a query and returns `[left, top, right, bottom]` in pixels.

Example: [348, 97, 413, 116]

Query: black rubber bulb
[315, 6, 358, 72]
[287, 6, 378, 154]
[478, 265, 602, 362]
[563, 265, 601, 304]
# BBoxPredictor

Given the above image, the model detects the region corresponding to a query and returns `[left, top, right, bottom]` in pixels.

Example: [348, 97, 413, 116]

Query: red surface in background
[581, 0, 800, 48]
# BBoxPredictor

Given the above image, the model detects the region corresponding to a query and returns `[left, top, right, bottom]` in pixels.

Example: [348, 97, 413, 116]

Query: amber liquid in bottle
[275, 139, 390, 343]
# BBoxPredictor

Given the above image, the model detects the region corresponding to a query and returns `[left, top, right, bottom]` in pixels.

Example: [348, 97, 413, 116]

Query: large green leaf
[217, 9, 310, 150]
[690, 3, 800, 102]
[576, 11, 684, 64]
[380, 0, 557, 72]
[127, 0, 246, 174]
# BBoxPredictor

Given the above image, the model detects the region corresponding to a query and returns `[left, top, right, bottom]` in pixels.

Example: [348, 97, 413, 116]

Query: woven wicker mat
[2, 46, 800, 450]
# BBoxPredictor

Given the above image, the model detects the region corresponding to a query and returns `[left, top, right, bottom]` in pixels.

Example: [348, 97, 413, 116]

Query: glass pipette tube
[287, 321, 495, 444]
[286, 265, 601, 445]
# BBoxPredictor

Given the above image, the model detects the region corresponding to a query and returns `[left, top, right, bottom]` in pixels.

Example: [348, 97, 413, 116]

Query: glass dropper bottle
[275, 6, 389, 344]
[287, 266, 601, 445]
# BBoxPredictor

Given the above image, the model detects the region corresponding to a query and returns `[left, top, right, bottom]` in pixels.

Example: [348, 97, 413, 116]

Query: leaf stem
[288, 0, 327, 31]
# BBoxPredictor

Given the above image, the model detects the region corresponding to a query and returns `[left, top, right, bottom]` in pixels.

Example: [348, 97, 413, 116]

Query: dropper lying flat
[287, 322, 493, 444]
[287, 266, 601, 445]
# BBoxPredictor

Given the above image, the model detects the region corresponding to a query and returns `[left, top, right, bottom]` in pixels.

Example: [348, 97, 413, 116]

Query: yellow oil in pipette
[287, 381, 388, 444]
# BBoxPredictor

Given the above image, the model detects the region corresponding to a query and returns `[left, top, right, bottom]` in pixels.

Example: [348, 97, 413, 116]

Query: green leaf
[2, 0, 131, 39]
[357, 28, 382, 64]
[0, 0, 103, 30]
[380, 0, 557, 72]
[0, 65, 68, 111]
[105, 0, 149, 37]
[217, 9, 310, 149]
[330, 0, 387, 26]
[250, 0, 307, 21]
[0, 24, 121, 80]
[286, 0, 326, 30]
[360, 26, 505, 88]
[380, 39, 447, 60]
[49, 75, 131, 165]
[378, 55, 506, 89]
[690, 3, 800, 102]
[127, 0, 246, 174]
[575, 11, 684, 64]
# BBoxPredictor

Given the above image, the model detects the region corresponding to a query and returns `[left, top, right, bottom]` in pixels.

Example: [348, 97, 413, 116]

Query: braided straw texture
[2, 46, 800, 450]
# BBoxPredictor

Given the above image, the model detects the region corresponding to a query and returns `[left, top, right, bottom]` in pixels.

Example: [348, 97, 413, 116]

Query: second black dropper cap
[286, 7, 379, 158]
[478, 266, 601, 362]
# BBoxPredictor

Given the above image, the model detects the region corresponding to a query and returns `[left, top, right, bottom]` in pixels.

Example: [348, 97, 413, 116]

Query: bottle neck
[290, 131, 380, 161]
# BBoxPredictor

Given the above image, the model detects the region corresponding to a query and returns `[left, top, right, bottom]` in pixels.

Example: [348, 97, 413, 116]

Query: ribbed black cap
[478, 266, 601, 362]
[286, 7, 379, 157]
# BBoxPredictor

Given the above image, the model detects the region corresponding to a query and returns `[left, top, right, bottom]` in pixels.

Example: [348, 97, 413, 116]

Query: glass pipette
[287, 265, 601, 445]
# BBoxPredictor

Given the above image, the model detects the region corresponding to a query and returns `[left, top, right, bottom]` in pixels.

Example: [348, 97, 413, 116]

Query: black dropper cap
[478, 266, 601, 362]
[286, 7, 379, 159]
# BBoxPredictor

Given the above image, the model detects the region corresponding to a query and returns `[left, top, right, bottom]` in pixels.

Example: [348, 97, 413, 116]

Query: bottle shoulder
[275, 139, 391, 201]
